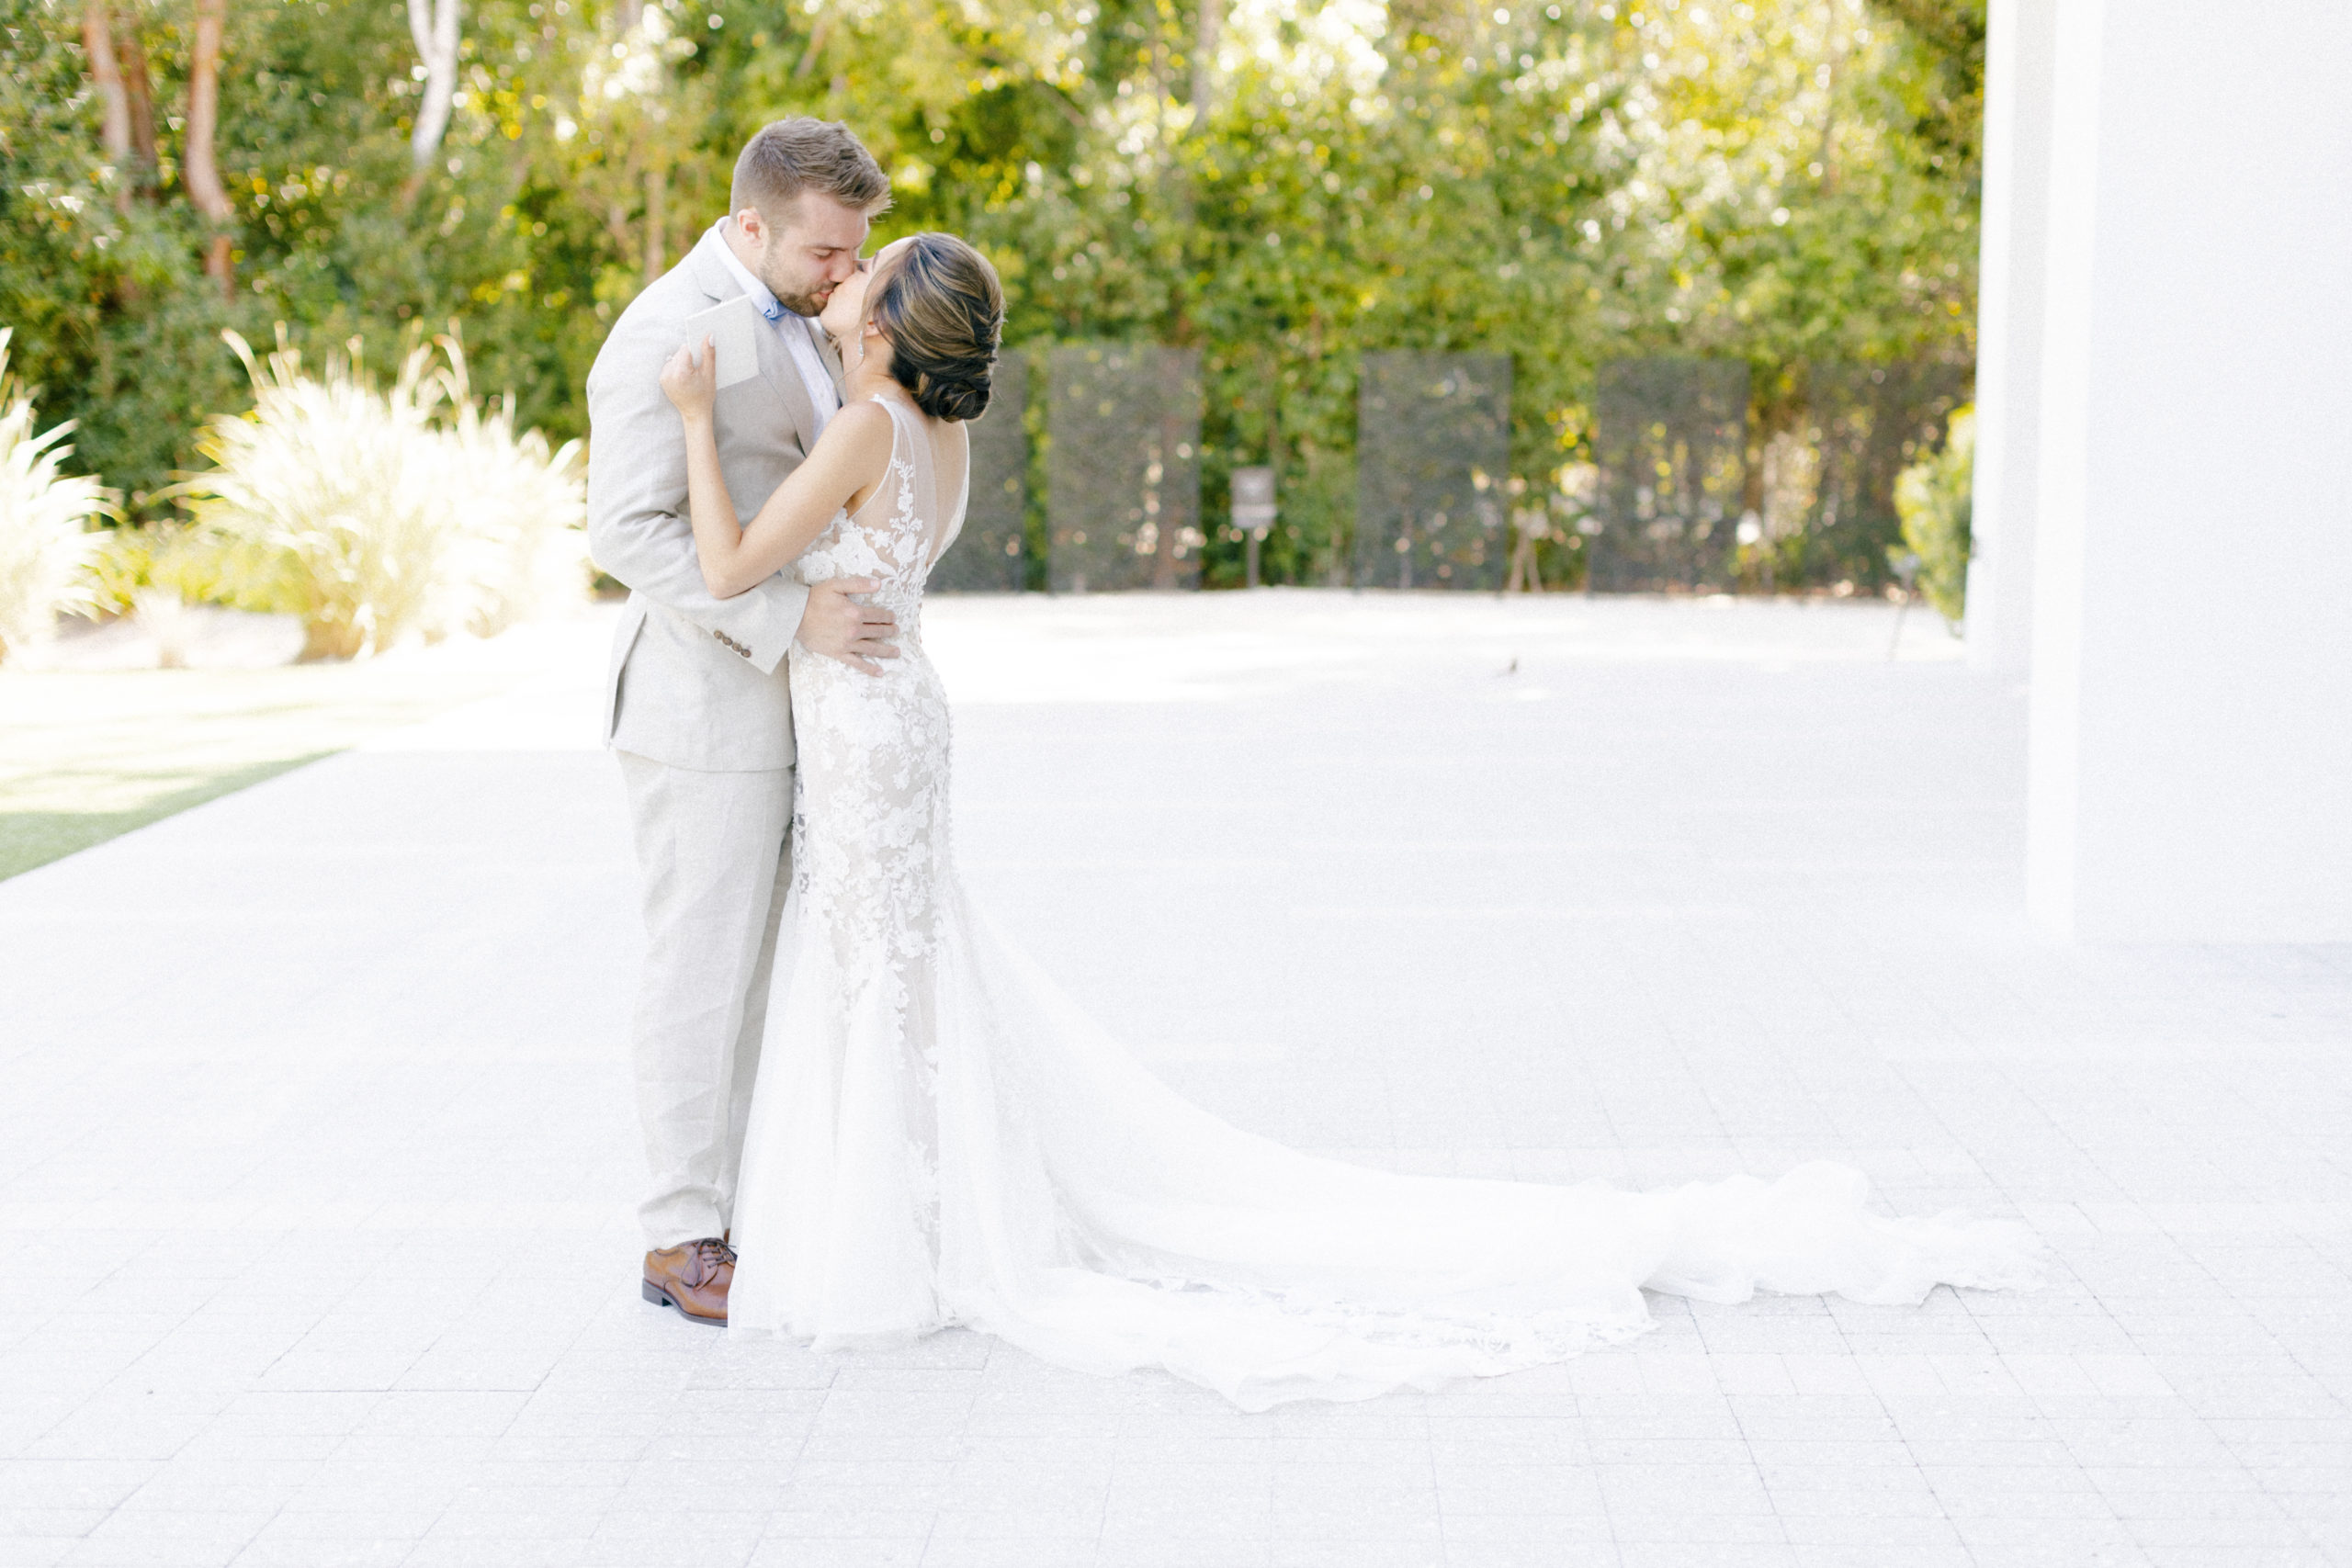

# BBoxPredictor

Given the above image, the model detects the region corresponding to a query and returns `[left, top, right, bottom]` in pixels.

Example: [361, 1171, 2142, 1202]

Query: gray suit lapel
[685, 229, 820, 457]
[684, 229, 734, 305]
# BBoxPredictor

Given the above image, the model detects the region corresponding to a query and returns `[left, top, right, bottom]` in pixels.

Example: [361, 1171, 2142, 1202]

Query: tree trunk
[794, 12, 831, 76]
[80, 3, 127, 151]
[81, 1, 135, 210]
[120, 17, 159, 194]
[404, 0, 461, 177]
[1193, 0, 1222, 112]
[643, 164, 666, 282]
[184, 0, 234, 296]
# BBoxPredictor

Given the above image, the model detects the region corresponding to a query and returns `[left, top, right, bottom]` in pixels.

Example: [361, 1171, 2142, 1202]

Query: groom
[585, 118, 894, 1325]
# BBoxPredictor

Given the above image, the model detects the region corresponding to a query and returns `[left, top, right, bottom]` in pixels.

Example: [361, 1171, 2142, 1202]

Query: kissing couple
[582, 117, 2041, 1411]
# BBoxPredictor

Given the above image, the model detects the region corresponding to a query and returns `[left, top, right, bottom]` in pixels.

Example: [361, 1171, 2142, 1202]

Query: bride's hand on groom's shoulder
[660, 336, 718, 422]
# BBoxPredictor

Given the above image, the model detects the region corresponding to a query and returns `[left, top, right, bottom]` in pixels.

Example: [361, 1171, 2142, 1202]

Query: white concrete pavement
[2, 592, 2346, 1567]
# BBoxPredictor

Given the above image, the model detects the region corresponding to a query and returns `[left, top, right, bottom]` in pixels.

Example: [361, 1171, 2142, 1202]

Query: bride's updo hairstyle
[866, 232, 1004, 423]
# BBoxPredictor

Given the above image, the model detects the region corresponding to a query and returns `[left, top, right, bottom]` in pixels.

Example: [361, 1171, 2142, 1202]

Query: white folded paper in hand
[683, 294, 763, 390]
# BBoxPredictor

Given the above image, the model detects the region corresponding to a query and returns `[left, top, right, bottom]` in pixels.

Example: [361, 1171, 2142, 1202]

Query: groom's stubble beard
[750, 196, 873, 319]
[769, 281, 831, 320]
[749, 234, 834, 320]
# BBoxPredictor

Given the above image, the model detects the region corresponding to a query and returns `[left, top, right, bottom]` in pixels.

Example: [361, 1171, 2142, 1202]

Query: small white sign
[683, 294, 763, 390]
[1230, 465, 1277, 532]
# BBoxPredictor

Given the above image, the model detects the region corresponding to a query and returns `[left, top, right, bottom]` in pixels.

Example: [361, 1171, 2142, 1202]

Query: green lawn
[0, 664, 527, 880]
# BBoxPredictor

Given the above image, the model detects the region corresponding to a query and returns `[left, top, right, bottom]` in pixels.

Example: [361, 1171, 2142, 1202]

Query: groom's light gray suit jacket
[586, 229, 826, 772]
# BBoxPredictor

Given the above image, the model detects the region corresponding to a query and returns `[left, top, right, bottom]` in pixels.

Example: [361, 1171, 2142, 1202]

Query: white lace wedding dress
[726, 392, 2043, 1411]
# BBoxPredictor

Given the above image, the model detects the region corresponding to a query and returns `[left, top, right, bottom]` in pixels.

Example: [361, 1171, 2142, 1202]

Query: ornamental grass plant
[170, 329, 585, 660]
[0, 329, 117, 664]
[433, 353, 593, 640]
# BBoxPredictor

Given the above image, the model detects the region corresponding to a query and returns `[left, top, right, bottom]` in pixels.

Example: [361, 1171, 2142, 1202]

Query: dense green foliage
[1894, 400, 1970, 624]
[4, 0, 1983, 585]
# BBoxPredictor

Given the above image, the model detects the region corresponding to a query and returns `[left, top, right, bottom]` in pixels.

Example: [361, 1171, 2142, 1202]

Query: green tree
[1894, 400, 1970, 625]
[6, 0, 1985, 585]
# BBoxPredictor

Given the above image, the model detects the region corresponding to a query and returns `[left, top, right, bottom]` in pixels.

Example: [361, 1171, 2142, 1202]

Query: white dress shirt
[711, 220, 841, 434]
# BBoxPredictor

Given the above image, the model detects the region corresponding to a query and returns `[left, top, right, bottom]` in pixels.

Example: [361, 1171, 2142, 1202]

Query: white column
[2025, 0, 2352, 942]
[1963, 0, 2059, 675]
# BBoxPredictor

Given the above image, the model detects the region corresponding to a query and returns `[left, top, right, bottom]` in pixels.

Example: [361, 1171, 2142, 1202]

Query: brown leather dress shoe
[642, 1236, 735, 1325]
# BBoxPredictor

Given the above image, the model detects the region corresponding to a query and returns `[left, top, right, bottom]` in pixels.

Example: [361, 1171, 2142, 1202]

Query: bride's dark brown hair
[865, 232, 1004, 423]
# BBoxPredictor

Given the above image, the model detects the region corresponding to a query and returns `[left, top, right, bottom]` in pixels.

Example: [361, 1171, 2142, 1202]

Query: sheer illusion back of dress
[727, 393, 2043, 1411]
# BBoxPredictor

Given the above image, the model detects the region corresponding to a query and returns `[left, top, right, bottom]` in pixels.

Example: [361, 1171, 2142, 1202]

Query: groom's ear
[735, 206, 767, 248]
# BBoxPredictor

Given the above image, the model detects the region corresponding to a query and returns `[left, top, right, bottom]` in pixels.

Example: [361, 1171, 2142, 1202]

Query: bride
[656, 232, 2043, 1412]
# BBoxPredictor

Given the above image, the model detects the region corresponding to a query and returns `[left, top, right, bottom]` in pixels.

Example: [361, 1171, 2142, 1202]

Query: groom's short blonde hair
[730, 118, 891, 228]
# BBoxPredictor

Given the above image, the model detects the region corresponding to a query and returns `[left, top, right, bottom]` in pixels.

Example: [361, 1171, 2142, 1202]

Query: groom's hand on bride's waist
[795, 576, 899, 675]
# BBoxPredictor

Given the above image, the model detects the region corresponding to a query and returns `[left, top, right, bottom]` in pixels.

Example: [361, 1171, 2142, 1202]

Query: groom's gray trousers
[616, 753, 795, 1250]
[584, 227, 835, 1251]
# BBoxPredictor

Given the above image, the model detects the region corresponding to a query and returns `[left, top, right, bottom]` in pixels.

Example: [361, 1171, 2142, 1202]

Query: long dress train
[726, 393, 2043, 1412]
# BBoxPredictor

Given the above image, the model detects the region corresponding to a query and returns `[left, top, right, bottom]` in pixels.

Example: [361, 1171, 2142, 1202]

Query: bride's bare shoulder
[820, 399, 895, 446]
[808, 399, 896, 471]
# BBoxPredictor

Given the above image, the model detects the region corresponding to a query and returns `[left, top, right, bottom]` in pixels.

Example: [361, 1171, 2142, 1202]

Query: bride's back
[797, 393, 970, 624]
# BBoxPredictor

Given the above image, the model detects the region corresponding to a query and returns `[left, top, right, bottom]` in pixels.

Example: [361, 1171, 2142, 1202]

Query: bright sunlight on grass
[0, 660, 531, 880]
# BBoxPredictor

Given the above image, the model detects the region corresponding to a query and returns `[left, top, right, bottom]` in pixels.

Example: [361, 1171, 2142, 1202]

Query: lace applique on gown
[725, 394, 2044, 1410]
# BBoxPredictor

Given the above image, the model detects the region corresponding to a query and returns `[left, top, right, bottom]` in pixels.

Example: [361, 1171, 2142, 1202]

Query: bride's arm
[658, 336, 894, 600]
